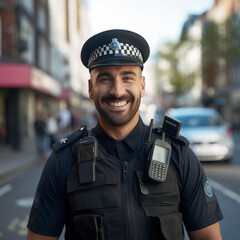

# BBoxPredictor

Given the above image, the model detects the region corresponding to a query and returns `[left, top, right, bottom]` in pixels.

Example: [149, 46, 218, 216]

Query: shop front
[0, 63, 69, 150]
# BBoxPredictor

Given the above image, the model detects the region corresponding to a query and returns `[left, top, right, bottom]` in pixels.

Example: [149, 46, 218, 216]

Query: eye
[103, 78, 112, 83]
[123, 76, 134, 81]
[98, 77, 111, 83]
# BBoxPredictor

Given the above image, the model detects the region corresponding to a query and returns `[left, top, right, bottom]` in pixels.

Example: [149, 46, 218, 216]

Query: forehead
[91, 65, 142, 77]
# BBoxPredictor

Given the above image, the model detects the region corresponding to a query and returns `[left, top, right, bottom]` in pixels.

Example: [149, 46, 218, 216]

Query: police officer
[27, 29, 223, 240]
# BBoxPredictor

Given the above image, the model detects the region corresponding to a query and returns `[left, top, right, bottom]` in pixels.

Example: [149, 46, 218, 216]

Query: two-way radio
[146, 116, 181, 183]
[147, 136, 171, 183]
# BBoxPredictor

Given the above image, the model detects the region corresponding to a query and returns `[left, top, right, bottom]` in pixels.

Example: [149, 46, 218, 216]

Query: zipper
[123, 161, 134, 239]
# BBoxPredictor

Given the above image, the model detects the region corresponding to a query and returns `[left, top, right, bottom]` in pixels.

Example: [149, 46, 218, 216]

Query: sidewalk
[0, 137, 39, 180]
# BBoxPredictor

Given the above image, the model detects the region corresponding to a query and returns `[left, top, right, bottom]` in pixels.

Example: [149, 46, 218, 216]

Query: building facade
[0, 0, 90, 150]
[202, 0, 240, 120]
[156, 0, 240, 124]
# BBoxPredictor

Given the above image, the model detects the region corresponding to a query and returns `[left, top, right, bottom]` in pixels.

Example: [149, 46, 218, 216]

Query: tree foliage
[158, 41, 195, 95]
[202, 16, 240, 69]
[157, 15, 240, 96]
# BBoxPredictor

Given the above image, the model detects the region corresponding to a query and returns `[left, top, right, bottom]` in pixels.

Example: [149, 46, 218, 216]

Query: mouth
[102, 95, 132, 111]
[108, 101, 128, 107]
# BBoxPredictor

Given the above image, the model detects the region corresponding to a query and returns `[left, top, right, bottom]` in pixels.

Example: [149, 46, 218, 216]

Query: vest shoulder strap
[152, 127, 189, 146]
[52, 126, 88, 152]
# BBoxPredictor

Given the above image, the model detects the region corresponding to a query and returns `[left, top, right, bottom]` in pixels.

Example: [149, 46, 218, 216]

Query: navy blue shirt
[27, 117, 223, 237]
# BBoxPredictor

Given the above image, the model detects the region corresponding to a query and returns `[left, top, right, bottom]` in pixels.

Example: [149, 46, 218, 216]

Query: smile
[109, 101, 127, 107]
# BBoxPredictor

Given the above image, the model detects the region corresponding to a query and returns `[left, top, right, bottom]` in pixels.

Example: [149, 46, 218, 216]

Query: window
[176, 114, 223, 127]
[38, 37, 50, 72]
[37, 7, 47, 32]
[20, 16, 35, 64]
[18, 0, 34, 14]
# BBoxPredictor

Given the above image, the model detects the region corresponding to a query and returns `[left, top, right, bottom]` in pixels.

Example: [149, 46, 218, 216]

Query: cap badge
[110, 38, 121, 51]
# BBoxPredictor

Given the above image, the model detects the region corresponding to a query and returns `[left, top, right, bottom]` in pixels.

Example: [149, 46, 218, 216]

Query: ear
[140, 76, 145, 97]
[88, 79, 94, 99]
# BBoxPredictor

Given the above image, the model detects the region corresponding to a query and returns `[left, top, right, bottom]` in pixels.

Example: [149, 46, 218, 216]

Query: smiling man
[89, 65, 145, 139]
[27, 29, 223, 240]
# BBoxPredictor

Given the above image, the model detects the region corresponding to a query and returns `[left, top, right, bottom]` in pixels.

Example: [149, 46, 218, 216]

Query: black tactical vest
[65, 128, 185, 240]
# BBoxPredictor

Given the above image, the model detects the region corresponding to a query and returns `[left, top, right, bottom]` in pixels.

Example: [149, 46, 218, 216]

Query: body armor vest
[65, 128, 184, 240]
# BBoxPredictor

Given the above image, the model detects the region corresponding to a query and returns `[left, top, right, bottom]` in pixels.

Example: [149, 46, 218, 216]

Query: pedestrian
[33, 112, 46, 156]
[26, 29, 223, 240]
[45, 112, 59, 157]
[57, 106, 72, 137]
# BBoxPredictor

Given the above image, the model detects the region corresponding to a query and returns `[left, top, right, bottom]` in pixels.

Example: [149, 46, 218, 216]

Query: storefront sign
[0, 63, 66, 98]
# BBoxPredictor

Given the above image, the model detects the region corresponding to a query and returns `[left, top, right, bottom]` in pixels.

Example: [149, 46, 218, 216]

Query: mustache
[101, 94, 133, 103]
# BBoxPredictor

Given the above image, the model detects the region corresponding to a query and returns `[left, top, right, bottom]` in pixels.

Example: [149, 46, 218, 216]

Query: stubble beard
[95, 93, 141, 127]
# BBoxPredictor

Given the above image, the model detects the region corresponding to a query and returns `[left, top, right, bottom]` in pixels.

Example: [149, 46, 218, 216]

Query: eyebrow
[96, 71, 137, 79]
[120, 71, 137, 77]
[96, 72, 112, 79]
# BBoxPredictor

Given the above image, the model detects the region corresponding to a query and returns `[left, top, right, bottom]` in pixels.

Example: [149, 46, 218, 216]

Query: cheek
[89, 82, 101, 100]
[90, 86, 106, 100]
[131, 84, 145, 98]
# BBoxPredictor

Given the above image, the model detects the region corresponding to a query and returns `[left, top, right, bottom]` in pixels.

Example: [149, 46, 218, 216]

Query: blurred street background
[0, 0, 240, 239]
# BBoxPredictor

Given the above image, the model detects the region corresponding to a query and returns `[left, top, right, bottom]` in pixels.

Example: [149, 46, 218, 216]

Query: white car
[166, 107, 234, 162]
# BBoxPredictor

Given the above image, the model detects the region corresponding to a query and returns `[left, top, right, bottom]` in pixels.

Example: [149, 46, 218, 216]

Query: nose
[109, 78, 125, 97]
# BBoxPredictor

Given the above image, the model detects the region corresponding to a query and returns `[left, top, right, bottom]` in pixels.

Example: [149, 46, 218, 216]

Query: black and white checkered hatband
[88, 38, 143, 67]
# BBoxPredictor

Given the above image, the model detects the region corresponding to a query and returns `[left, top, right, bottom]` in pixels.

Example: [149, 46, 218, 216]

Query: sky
[87, 0, 214, 55]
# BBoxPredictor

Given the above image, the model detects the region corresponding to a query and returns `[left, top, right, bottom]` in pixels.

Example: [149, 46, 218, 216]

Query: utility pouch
[136, 169, 183, 239]
[73, 214, 105, 240]
[150, 213, 183, 240]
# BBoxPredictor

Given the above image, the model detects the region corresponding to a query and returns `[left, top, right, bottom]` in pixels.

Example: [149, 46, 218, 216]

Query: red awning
[0, 63, 69, 99]
[0, 63, 31, 87]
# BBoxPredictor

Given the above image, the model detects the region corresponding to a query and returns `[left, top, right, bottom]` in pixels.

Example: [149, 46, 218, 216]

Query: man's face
[89, 65, 145, 127]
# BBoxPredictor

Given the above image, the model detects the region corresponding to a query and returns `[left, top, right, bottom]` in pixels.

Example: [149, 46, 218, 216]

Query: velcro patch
[203, 180, 217, 207]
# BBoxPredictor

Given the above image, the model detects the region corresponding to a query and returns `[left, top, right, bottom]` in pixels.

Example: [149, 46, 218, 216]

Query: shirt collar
[123, 118, 145, 150]
[92, 117, 146, 152]
[93, 122, 116, 155]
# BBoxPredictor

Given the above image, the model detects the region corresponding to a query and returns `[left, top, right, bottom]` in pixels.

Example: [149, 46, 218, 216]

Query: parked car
[166, 107, 234, 162]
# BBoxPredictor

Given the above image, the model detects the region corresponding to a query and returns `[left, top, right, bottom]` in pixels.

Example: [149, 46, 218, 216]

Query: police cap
[81, 29, 150, 71]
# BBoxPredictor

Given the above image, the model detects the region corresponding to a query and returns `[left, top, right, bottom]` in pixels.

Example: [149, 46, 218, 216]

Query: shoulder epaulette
[153, 127, 189, 146]
[52, 126, 88, 152]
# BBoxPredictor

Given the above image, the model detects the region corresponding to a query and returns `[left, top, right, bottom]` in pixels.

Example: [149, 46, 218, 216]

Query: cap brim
[89, 56, 143, 70]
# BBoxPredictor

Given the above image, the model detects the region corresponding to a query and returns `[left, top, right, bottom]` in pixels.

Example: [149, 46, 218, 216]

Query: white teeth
[109, 101, 126, 107]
